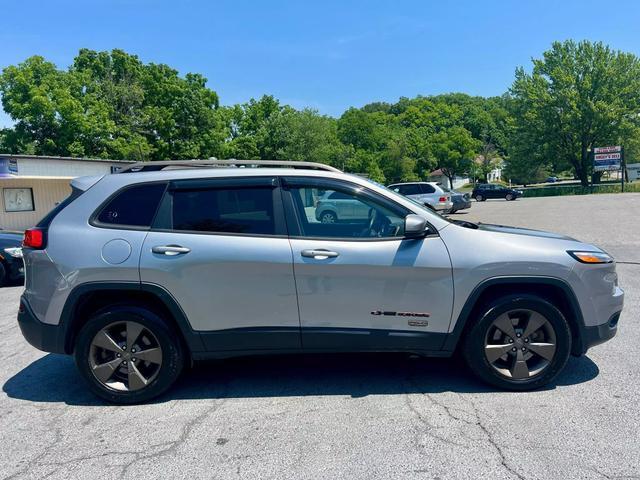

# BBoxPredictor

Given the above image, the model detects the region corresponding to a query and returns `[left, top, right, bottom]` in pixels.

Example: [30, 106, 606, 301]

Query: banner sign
[594, 153, 621, 161]
[594, 146, 622, 154]
[593, 146, 622, 172]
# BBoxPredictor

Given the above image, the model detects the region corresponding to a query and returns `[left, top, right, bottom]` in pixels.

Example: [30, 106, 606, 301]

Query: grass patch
[523, 182, 640, 197]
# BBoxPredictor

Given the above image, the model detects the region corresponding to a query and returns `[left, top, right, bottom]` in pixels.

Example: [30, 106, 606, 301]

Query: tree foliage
[509, 40, 640, 185]
[2, 41, 639, 186]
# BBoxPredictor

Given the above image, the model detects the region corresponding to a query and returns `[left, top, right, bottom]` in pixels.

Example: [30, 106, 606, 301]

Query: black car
[471, 183, 523, 202]
[0, 231, 24, 286]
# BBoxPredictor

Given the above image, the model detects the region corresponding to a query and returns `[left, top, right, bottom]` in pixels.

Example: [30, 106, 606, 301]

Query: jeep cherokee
[17, 160, 623, 403]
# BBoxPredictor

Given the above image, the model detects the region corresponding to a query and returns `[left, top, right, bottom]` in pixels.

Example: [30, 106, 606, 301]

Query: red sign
[594, 153, 621, 161]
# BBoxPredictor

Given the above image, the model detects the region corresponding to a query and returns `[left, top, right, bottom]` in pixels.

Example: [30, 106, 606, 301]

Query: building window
[3, 188, 35, 212]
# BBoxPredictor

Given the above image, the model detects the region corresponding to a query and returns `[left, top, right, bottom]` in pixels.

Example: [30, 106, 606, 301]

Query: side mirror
[404, 214, 428, 238]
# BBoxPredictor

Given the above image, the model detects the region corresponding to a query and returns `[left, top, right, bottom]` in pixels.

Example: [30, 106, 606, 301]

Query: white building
[0, 154, 133, 231]
[428, 169, 469, 189]
[626, 163, 640, 181]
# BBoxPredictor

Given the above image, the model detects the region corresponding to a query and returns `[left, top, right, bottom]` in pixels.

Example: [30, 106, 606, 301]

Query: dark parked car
[472, 184, 523, 202]
[0, 231, 24, 286]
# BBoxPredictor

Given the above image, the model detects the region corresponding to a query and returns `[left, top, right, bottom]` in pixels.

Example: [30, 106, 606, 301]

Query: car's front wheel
[462, 294, 571, 391]
[506, 193, 514, 201]
[74, 305, 185, 404]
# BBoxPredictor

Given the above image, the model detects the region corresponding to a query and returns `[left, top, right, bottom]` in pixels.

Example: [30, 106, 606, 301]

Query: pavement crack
[117, 398, 226, 479]
[462, 395, 526, 480]
[403, 393, 468, 448]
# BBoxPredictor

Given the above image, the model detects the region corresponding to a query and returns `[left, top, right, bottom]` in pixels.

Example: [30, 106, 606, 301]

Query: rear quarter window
[95, 183, 167, 228]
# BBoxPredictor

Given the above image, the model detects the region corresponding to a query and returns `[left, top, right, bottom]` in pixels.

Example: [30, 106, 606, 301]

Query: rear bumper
[433, 201, 454, 211]
[17, 296, 66, 354]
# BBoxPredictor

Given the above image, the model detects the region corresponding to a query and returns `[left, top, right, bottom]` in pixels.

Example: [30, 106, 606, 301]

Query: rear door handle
[301, 249, 339, 259]
[152, 245, 191, 256]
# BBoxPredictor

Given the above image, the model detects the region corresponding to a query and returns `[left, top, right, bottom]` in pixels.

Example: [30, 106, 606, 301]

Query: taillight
[23, 228, 45, 249]
[439, 196, 448, 202]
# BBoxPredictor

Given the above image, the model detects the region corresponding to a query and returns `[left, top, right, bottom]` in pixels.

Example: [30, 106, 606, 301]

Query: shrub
[523, 182, 640, 197]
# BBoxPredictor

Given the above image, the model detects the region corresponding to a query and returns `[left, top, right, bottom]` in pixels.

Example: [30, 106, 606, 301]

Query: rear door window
[158, 182, 278, 236]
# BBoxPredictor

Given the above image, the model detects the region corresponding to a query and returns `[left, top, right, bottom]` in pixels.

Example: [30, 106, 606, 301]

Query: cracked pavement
[1, 193, 640, 479]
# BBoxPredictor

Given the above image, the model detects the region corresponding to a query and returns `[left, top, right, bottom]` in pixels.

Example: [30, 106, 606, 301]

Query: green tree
[510, 40, 640, 186]
[0, 49, 225, 160]
[430, 126, 479, 187]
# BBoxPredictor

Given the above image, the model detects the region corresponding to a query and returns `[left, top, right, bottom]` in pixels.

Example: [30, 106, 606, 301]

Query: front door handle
[301, 249, 339, 259]
[152, 245, 191, 256]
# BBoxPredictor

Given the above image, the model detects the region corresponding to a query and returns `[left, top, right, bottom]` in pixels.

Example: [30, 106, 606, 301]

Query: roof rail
[117, 159, 342, 173]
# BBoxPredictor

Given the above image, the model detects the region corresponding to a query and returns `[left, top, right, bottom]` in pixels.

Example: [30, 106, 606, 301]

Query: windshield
[358, 178, 453, 223]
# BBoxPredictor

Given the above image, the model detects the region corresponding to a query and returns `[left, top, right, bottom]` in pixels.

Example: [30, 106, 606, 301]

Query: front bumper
[4, 258, 24, 282]
[17, 296, 66, 354]
[577, 311, 619, 355]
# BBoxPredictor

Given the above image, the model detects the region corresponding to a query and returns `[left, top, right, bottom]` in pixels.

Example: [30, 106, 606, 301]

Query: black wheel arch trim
[59, 281, 206, 354]
[442, 276, 587, 355]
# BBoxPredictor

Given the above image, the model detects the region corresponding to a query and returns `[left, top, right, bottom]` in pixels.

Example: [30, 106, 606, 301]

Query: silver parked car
[387, 182, 453, 212]
[18, 160, 623, 403]
[315, 190, 371, 223]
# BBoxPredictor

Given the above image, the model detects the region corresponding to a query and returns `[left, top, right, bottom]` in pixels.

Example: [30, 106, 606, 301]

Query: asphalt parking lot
[1, 193, 639, 480]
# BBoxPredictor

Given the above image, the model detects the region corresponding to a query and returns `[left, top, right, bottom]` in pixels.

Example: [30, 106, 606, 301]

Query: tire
[0, 262, 6, 287]
[462, 294, 571, 391]
[475, 194, 484, 202]
[74, 305, 185, 404]
[319, 211, 337, 224]
[506, 193, 514, 201]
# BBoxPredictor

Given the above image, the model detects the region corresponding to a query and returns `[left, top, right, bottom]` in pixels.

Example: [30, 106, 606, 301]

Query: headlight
[567, 250, 613, 264]
[3, 247, 23, 258]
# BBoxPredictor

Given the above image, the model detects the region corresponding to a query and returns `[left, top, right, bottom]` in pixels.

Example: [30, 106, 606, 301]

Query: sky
[1, 0, 640, 127]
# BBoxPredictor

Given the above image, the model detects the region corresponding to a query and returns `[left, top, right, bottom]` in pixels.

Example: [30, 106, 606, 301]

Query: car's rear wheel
[462, 295, 571, 391]
[506, 193, 514, 201]
[74, 305, 184, 404]
[475, 194, 484, 202]
[319, 211, 337, 224]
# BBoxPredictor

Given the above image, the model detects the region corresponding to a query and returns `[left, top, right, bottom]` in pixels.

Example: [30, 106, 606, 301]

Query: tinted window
[171, 187, 274, 235]
[328, 191, 352, 200]
[421, 184, 436, 193]
[291, 185, 405, 239]
[395, 184, 421, 195]
[97, 183, 166, 227]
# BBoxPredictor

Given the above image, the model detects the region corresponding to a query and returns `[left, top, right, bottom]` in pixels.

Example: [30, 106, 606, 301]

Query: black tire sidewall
[463, 295, 571, 391]
[475, 194, 483, 202]
[74, 305, 184, 404]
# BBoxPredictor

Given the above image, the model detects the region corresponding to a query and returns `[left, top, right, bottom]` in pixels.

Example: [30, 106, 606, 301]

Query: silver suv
[387, 182, 455, 212]
[17, 160, 623, 404]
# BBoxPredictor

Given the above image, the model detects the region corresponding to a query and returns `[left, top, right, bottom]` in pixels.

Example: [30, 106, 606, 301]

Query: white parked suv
[388, 182, 454, 212]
